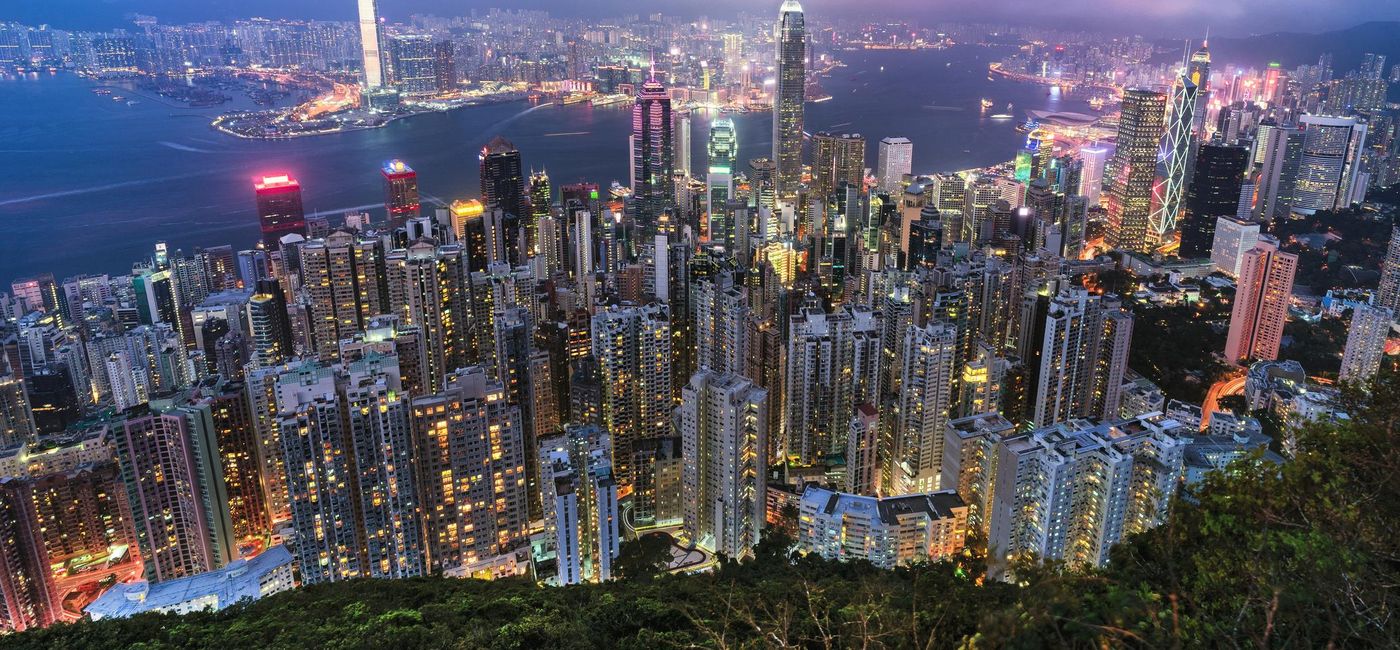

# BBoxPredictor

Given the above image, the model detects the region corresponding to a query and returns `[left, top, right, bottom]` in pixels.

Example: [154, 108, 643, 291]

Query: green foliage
[1129, 304, 1231, 402]
[1282, 317, 1347, 378]
[612, 533, 674, 581]
[10, 378, 1398, 648]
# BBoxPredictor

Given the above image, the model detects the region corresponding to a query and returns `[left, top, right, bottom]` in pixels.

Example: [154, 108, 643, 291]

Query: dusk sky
[6, 0, 1399, 36]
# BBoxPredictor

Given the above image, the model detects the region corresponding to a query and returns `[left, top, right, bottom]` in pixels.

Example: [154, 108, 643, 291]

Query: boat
[1006, 102, 1013, 111]
[989, 113, 1013, 120]
[980, 98, 994, 109]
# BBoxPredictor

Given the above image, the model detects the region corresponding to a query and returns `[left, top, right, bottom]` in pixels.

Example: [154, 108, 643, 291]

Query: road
[1201, 373, 1247, 430]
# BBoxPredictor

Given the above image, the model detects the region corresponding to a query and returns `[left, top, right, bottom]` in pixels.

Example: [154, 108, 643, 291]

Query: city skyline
[0, 0, 1397, 641]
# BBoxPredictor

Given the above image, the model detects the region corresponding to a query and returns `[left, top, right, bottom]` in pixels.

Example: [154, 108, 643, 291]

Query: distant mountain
[1179, 22, 1400, 71]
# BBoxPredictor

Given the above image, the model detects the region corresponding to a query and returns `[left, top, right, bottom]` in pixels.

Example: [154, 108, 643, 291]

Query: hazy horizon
[5, 0, 1399, 38]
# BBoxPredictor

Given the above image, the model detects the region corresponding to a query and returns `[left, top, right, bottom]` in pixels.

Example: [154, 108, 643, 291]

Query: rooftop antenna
[1203, 26, 1210, 49]
[648, 48, 656, 82]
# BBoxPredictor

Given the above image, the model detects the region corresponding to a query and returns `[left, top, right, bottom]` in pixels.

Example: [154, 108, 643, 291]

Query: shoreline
[211, 94, 536, 140]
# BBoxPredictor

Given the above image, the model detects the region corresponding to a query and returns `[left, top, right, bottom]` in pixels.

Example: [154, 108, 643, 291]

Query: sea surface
[0, 46, 1091, 283]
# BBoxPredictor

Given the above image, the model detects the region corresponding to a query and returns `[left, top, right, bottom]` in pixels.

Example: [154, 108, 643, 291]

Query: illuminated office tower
[1261, 62, 1282, 104]
[962, 175, 1003, 244]
[798, 486, 967, 569]
[876, 137, 913, 195]
[891, 322, 958, 495]
[986, 415, 1188, 572]
[433, 40, 455, 93]
[540, 424, 619, 585]
[1188, 40, 1211, 136]
[1179, 143, 1249, 258]
[1292, 115, 1367, 214]
[1255, 125, 1305, 221]
[1077, 143, 1108, 207]
[674, 112, 692, 178]
[680, 370, 768, 558]
[931, 173, 967, 245]
[385, 242, 469, 394]
[1209, 216, 1261, 278]
[528, 170, 551, 258]
[631, 76, 675, 231]
[749, 158, 778, 215]
[1340, 304, 1393, 384]
[591, 304, 672, 487]
[772, 0, 806, 203]
[480, 136, 528, 264]
[1224, 236, 1298, 363]
[382, 159, 420, 227]
[388, 34, 435, 97]
[785, 304, 882, 463]
[299, 232, 386, 360]
[0, 463, 135, 632]
[1106, 89, 1167, 253]
[1030, 287, 1133, 428]
[811, 132, 866, 200]
[0, 367, 36, 447]
[246, 279, 293, 367]
[253, 175, 307, 249]
[412, 366, 528, 573]
[1151, 72, 1198, 249]
[448, 199, 498, 273]
[357, 0, 384, 88]
[110, 406, 218, 582]
[706, 118, 737, 242]
[1377, 226, 1400, 315]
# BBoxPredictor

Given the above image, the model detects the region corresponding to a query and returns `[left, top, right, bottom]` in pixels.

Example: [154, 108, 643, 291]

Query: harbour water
[0, 46, 1090, 282]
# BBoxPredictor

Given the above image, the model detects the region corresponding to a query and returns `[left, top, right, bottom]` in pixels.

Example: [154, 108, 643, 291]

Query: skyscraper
[1152, 72, 1198, 247]
[480, 136, 528, 265]
[706, 118, 738, 242]
[811, 132, 865, 200]
[785, 304, 882, 463]
[1029, 287, 1133, 428]
[1340, 304, 1393, 384]
[772, 0, 806, 203]
[1210, 216, 1261, 278]
[631, 77, 675, 232]
[1377, 226, 1400, 315]
[253, 175, 306, 249]
[1078, 143, 1108, 207]
[1293, 115, 1367, 214]
[680, 371, 768, 558]
[412, 366, 529, 573]
[0, 367, 36, 448]
[1106, 89, 1167, 253]
[388, 34, 435, 97]
[299, 232, 386, 359]
[539, 424, 619, 585]
[674, 111, 692, 179]
[876, 137, 913, 195]
[357, 0, 383, 89]
[384, 242, 470, 394]
[591, 304, 672, 487]
[892, 322, 958, 494]
[382, 159, 420, 227]
[1255, 125, 1305, 221]
[1225, 236, 1298, 363]
[1179, 143, 1249, 258]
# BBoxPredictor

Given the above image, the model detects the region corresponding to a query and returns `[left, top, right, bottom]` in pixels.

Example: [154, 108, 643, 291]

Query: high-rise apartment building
[591, 304, 672, 487]
[797, 486, 967, 569]
[811, 132, 866, 200]
[785, 304, 882, 463]
[1029, 288, 1133, 428]
[892, 322, 958, 494]
[1339, 304, 1393, 383]
[412, 366, 529, 574]
[679, 371, 768, 559]
[1224, 236, 1298, 363]
[539, 424, 619, 585]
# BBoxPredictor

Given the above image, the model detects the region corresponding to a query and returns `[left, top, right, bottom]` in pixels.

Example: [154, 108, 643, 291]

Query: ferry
[989, 113, 1014, 120]
[980, 98, 994, 109]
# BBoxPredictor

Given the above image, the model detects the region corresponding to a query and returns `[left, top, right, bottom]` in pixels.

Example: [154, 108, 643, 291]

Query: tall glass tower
[1106, 89, 1166, 253]
[1152, 72, 1197, 249]
[357, 0, 383, 88]
[773, 0, 806, 204]
[631, 76, 675, 233]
